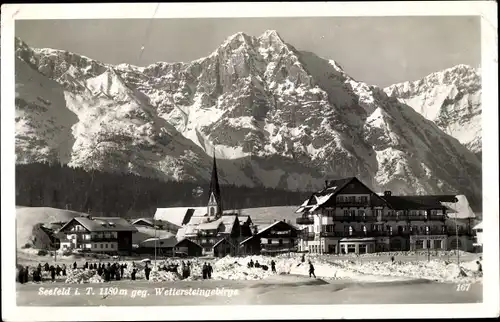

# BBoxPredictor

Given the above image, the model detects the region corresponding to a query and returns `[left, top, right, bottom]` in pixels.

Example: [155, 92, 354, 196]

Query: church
[155, 155, 254, 257]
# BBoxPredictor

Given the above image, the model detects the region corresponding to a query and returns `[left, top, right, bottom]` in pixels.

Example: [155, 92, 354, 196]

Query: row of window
[92, 243, 116, 249]
[320, 209, 442, 217]
[307, 225, 456, 234]
[336, 196, 369, 203]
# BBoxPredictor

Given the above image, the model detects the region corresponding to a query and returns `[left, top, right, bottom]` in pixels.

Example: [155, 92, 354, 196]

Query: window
[362, 226, 367, 234]
[100, 244, 103, 249]
[210, 207, 215, 216]
[359, 244, 367, 254]
[105, 244, 108, 249]
[425, 226, 430, 234]
[267, 239, 272, 244]
[279, 239, 283, 246]
[110, 243, 114, 248]
[349, 226, 353, 236]
[93, 244, 97, 248]
[347, 244, 356, 253]
[350, 210, 356, 217]
[360, 196, 368, 204]
[358, 209, 365, 217]
[343, 210, 349, 216]
[415, 240, 424, 249]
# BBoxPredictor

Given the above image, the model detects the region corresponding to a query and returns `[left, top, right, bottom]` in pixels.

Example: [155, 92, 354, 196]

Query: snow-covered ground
[17, 251, 482, 285]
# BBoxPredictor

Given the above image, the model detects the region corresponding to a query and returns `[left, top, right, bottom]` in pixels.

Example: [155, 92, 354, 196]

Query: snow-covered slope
[384, 65, 481, 154]
[14, 32, 482, 197]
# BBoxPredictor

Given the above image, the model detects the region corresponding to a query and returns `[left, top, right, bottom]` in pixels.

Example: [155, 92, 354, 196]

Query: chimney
[384, 191, 392, 197]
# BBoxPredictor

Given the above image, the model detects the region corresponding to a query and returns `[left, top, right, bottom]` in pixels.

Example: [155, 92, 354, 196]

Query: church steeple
[207, 153, 223, 218]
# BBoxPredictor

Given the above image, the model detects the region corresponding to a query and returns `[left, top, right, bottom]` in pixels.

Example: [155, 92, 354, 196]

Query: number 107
[456, 283, 471, 291]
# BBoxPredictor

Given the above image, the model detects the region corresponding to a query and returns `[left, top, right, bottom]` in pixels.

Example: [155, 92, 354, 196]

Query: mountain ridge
[14, 30, 482, 197]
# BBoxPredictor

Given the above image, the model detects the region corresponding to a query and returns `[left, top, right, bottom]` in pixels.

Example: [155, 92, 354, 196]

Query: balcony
[261, 243, 297, 251]
[296, 217, 314, 225]
[301, 232, 315, 240]
[383, 215, 446, 222]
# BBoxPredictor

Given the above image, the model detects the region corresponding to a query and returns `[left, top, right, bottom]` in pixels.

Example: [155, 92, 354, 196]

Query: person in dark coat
[45, 263, 50, 271]
[120, 264, 125, 277]
[84, 262, 89, 270]
[37, 263, 42, 273]
[271, 260, 276, 273]
[254, 260, 260, 268]
[62, 264, 67, 276]
[144, 264, 151, 281]
[202, 263, 208, 279]
[19, 266, 26, 284]
[207, 263, 213, 279]
[115, 267, 121, 281]
[50, 266, 56, 282]
[301, 254, 305, 263]
[391, 256, 395, 263]
[24, 266, 30, 283]
[32, 269, 41, 282]
[131, 268, 137, 281]
[477, 261, 482, 273]
[104, 267, 110, 282]
[249, 259, 254, 268]
[308, 261, 316, 278]
[73, 262, 77, 270]
[56, 265, 62, 276]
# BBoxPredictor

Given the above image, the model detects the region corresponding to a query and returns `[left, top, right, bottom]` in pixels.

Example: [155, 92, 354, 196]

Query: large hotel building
[295, 177, 474, 254]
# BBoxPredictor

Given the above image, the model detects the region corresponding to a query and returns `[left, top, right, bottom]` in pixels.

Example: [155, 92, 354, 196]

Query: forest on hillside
[15, 163, 312, 219]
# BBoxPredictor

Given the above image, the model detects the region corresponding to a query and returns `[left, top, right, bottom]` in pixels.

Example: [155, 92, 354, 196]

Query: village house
[30, 223, 64, 250]
[240, 220, 299, 256]
[58, 217, 138, 255]
[154, 155, 254, 257]
[295, 177, 475, 255]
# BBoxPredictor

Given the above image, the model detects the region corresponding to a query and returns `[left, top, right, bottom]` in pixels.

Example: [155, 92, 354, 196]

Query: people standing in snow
[271, 260, 276, 273]
[50, 266, 56, 282]
[248, 259, 254, 268]
[391, 256, 395, 264]
[62, 264, 67, 276]
[254, 260, 261, 268]
[72, 262, 77, 270]
[131, 268, 137, 281]
[18, 266, 26, 284]
[308, 261, 316, 278]
[301, 254, 305, 263]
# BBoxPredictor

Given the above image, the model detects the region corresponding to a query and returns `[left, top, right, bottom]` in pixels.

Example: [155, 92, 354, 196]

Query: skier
[271, 260, 276, 273]
[72, 262, 77, 270]
[308, 261, 316, 278]
[145, 264, 151, 281]
[391, 256, 395, 264]
[131, 268, 137, 281]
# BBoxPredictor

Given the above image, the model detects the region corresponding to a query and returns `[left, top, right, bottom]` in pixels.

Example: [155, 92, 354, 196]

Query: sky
[15, 16, 481, 87]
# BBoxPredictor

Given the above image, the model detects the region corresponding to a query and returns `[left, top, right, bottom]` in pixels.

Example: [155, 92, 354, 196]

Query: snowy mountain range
[14, 31, 482, 197]
[384, 64, 481, 156]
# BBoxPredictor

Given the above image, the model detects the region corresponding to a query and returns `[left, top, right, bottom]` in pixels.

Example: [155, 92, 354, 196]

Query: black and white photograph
[1, 2, 498, 320]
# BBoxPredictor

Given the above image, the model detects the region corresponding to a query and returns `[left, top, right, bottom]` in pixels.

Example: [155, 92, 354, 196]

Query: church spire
[207, 152, 222, 218]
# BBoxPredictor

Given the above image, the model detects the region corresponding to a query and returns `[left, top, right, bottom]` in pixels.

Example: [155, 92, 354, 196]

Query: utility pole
[455, 215, 460, 267]
[154, 218, 157, 268]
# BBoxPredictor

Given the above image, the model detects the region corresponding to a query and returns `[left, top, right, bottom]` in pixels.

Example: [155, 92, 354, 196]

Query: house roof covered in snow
[295, 177, 382, 213]
[255, 220, 299, 237]
[473, 221, 483, 230]
[154, 207, 206, 227]
[131, 218, 180, 229]
[59, 217, 138, 233]
[382, 195, 458, 210]
[139, 236, 178, 248]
